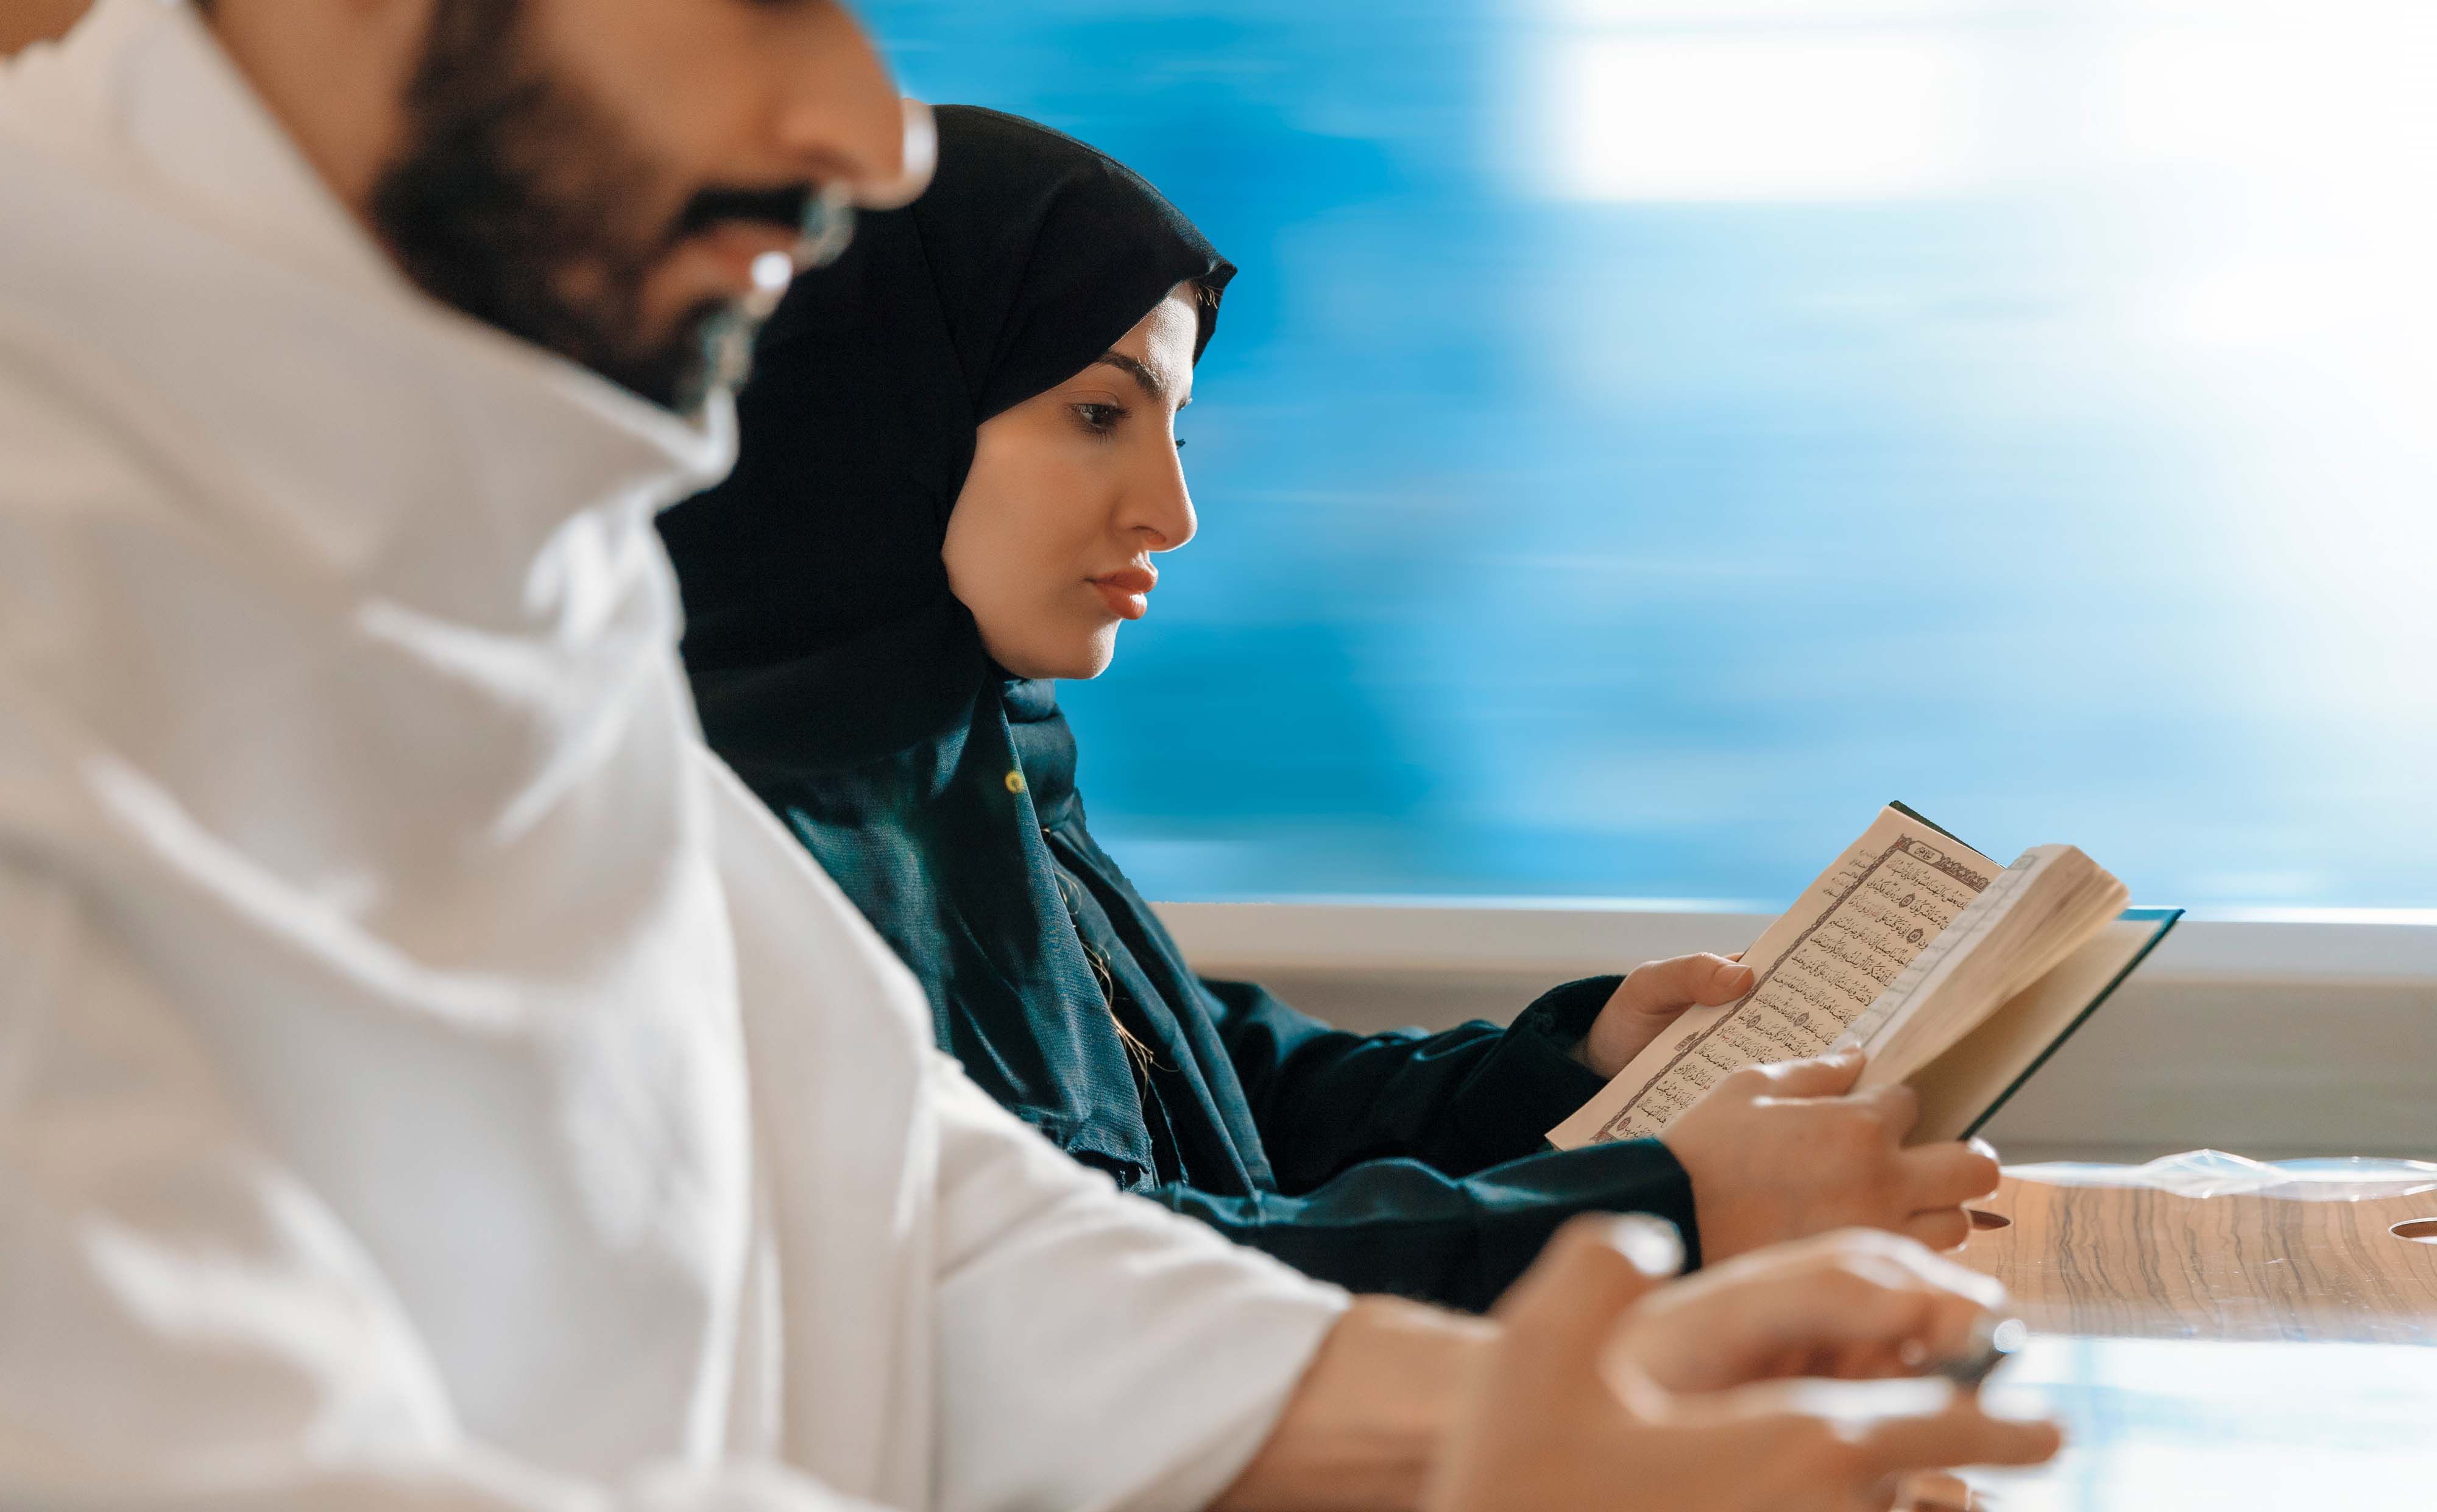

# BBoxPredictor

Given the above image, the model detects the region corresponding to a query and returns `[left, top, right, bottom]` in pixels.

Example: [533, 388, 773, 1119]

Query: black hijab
[659, 105, 1257, 1182]
[662, 105, 1230, 760]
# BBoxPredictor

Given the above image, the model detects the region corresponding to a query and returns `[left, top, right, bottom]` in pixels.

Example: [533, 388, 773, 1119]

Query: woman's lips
[1090, 567, 1157, 621]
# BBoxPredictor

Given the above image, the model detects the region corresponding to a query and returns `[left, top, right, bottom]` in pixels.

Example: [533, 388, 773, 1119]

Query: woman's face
[943, 284, 1200, 680]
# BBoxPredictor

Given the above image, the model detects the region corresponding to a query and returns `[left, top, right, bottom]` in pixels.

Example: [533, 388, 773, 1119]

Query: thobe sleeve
[1200, 974, 1631, 1182]
[927, 1058, 1348, 1512]
[0, 864, 891, 1512]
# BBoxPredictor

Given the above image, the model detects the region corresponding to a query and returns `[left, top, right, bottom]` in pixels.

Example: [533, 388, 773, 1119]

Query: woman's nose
[1131, 466, 1197, 553]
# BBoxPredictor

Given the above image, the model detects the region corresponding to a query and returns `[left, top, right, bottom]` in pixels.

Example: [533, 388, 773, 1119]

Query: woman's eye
[1073, 403, 1126, 436]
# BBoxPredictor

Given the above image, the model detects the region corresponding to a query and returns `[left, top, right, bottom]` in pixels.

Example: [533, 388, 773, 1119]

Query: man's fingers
[1900, 1209, 1973, 1253]
[1629, 1233, 2011, 1393]
[1752, 1050, 1868, 1100]
[1693, 1397, 2060, 1508]
[1493, 1214, 1683, 1377]
[1631, 1265, 1933, 1392]
[1852, 1398, 2064, 1478]
[1617, 953, 1755, 1016]
[1898, 1140, 2003, 1210]
[1755, 1234, 2005, 1363]
[1897, 1471, 1978, 1512]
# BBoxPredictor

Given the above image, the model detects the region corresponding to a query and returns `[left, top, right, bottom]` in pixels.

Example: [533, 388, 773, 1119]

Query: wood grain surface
[1889, 1172, 2437, 1509]
[1957, 1172, 2437, 1342]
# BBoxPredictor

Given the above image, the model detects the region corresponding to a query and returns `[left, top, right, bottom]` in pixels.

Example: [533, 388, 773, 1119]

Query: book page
[1547, 807, 2003, 1148]
[1848, 844, 2128, 1092]
[1837, 846, 2064, 1067]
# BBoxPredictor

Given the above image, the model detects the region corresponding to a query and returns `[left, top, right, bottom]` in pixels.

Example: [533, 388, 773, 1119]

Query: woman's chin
[1072, 624, 1122, 679]
[990, 623, 1120, 682]
[1054, 630, 1120, 681]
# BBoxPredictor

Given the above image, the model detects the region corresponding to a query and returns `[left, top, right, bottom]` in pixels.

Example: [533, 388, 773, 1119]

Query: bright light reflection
[749, 250, 794, 292]
[1973, 1337, 2437, 1510]
[1516, 0, 2437, 890]
[1536, 35, 1982, 201]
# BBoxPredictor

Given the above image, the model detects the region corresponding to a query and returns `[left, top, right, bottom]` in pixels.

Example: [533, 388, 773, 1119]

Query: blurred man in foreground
[0, 3, 2058, 1509]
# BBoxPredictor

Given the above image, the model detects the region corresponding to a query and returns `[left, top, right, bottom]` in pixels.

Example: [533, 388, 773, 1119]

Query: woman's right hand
[1423, 1217, 2062, 1512]
[1660, 1050, 2003, 1262]
[1577, 953, 1756, 1078]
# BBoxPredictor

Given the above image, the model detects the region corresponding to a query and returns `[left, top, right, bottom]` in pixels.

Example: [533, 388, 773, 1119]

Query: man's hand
[1660, 1051, 2001, 1262]
[1578, 953, 1756, 1078]
[1615, 1228, 2006, 1394]
[1423, 1218, 2061, 1512]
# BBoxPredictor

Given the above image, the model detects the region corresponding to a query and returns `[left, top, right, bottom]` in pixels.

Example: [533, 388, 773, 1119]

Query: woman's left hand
[1576, 953, 1756, 1079]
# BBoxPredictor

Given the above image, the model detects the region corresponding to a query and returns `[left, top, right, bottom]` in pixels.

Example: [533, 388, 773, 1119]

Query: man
[0, 4, 2057, 1510]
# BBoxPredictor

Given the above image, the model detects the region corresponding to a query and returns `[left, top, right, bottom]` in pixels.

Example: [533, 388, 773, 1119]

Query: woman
[658, 107, 1986, 1309]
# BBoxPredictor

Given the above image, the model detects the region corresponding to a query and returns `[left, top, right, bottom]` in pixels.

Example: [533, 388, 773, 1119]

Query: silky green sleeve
[1139, 1134, 1702, 1313]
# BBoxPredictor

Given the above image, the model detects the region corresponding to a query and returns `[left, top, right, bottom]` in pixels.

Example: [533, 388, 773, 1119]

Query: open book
[1547, 805, 2182, 1150]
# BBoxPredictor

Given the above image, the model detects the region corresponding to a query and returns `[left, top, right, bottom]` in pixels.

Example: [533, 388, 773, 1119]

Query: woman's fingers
[1898, 1139, 2003, 1211]
[1616, 953, 1756, 1016]
[1895, 1128, 2001, 1254]
[1859, 1082, 1923, 1142]
[1900, 1208, 1974, 1253]
[1584, 955, 1760, 1075]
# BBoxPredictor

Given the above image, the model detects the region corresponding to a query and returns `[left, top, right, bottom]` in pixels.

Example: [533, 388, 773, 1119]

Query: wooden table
[1961, 1171, 2437, 1344]
[1912, 1171, 2437, 1510]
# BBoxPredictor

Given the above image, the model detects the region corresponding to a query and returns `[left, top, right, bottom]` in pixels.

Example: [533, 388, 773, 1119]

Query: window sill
[1155, 899, 2437, 984]
[1152, 899, 2437, 1163]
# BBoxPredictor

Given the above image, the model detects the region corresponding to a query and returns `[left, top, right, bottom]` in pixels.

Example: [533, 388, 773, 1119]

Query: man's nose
[771, 9, 932, 208]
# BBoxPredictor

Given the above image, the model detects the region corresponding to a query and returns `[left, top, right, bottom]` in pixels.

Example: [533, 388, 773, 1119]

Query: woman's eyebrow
[1092, 350, 1175, 405]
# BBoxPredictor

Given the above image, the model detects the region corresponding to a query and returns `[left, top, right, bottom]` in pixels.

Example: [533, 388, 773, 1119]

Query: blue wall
[864, 0, 2437, 909]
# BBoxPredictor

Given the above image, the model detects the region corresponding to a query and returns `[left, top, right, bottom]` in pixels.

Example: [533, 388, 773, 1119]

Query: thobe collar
[7, 0, 402, 305]
[0, 2, 766, 1468]
[0, 0, 744, 974]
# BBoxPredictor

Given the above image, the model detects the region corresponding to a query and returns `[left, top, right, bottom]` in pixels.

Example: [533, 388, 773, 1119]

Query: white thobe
[0, 5, 1346, 1510]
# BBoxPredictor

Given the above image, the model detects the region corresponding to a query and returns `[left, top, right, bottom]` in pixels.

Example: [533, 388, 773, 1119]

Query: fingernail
[1711, 959, 1754, 987]
[1970, 1137, 2001, 1164]
[1607, 1214, 1686, 1279]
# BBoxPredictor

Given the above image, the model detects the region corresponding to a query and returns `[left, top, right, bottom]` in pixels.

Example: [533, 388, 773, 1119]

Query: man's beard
[367, 0, 818, 412]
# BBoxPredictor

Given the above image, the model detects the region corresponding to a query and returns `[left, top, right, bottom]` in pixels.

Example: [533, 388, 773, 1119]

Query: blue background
[862, 0, 2437, 910]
